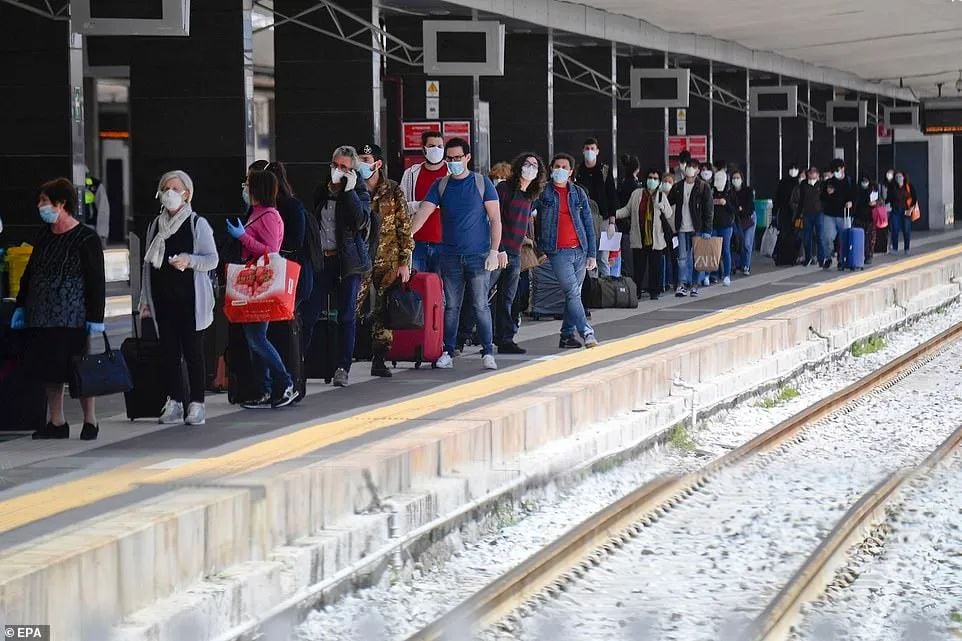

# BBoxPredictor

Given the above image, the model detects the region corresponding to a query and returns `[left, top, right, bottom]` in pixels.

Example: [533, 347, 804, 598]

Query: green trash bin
[754, 199, 773, 229]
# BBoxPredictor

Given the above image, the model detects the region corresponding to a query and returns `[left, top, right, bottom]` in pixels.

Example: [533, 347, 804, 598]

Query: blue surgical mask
[646, 178, 659, 191]
[583, 149, 598, 163]
[241, 186, 250, 207]
[551, 168, 570, 184]
[357, 162, 375, 180]
[447, 161, 466, 176]
[39, 204, 59, 224]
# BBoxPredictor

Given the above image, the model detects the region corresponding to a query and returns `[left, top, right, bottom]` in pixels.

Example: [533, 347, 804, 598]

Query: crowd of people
[7, 133, 920, 438]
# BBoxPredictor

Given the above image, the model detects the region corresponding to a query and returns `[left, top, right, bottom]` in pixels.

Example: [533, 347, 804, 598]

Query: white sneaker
[184, 402, 206, 426]
[722, 276, 731, 287]
[482, 354, 498, 370]
[584, 334, 599, 349]
[436, 352, 454, 369]
[702, 276, 710, 287]
[159, 399, 184, 424]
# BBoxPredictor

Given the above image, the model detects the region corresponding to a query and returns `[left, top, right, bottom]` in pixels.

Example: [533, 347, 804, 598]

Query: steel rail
[402, 319, 962, 641]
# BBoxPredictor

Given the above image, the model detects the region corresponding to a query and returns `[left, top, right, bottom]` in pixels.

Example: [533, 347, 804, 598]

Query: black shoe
[559, 336, 582, 349]
[371, 357, 393, 377]
[821, 259, 832, 270]
[498, 342, 527, 355]
[272, 384, 301, 408]
[80, 423, 99, 441]
[865, 257, 873, 265]
[241, 394, 273, 410]
[649, 293, 660, 301]
[32, 422, 69, 440]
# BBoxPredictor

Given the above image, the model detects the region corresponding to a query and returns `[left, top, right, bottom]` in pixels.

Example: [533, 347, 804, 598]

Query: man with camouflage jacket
[357, 143, 415, 377]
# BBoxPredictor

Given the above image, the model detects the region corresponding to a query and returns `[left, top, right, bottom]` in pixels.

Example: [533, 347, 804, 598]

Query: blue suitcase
[839, 226, 865, 270]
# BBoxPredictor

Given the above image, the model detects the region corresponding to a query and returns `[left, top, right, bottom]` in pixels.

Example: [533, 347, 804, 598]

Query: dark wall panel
[553, 47, 613, 167]
[811, 88, 834, 170]
[0, 8, 71, 244]
[617, 55, 665, 175]
[858, 96, 880, 183]
[712, 68, 747, 172]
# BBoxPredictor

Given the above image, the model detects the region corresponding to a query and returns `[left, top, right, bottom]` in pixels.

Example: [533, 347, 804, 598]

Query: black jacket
[820, 177, 855, 217]
[773, 177, 798, 229]
[617, 175, 641, 208]
[734, 185, 756, 229]
[277, 193, 307, 262]
[668, 179, 714, 234]
[312, 179, 375, 277]
[791, 181, 823, 218]
[576, 163, 618, 219]
[712, 184, 738, 230]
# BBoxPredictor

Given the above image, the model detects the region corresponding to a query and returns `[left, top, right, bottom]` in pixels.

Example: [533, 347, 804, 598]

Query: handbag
[872, 205, 889, 229]
[384, 279, 424, 330]
[224, 252, 301, 324]
[520, 238, 547, 272]
[908, 204, 921, 222]
[69, 332, 133, 399]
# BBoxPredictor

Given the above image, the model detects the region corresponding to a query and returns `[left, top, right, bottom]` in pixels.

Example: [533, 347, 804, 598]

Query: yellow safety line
[1, 244, 960, 536]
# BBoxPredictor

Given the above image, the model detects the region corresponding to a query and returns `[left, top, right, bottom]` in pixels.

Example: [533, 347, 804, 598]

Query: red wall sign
[403, 121, 441, 151]
[442, 121, 471, 145]
[667, 135, 708, 163]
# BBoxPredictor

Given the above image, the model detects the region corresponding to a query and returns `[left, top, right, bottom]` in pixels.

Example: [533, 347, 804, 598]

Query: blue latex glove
[10, 308, 25, 330]
[86, 321, 106, 335]
[700, 232, 712, 239]
[226, 217, 246, 240]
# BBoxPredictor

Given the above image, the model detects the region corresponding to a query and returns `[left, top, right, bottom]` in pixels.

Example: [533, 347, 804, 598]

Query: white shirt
[681, 181, 695, 233]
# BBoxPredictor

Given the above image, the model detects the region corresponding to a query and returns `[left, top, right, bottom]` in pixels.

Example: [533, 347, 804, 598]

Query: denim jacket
[534, 182, 597, 259]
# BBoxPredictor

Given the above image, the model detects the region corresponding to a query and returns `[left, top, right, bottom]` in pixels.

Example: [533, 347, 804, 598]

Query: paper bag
[692, 236, 723, 273]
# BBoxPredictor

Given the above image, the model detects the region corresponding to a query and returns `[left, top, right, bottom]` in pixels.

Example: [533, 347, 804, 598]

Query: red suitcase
[388, 271, 444, 369]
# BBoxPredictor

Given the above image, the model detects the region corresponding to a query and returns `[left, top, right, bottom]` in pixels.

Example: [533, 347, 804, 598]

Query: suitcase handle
[432, 303, 440, 332]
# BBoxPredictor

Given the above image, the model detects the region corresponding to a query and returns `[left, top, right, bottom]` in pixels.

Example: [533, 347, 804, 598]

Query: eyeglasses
[522, 162, 539, 170]
[445, 154, 466, 162]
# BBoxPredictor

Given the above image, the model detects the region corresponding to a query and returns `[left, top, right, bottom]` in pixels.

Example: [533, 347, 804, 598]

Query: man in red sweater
[400, 130, 449, 273]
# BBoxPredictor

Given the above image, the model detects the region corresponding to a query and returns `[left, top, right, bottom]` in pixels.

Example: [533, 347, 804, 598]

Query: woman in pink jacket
[226, 170, 299, 409]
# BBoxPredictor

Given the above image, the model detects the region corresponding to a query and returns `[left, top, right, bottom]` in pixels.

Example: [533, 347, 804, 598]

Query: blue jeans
[803, 212, 823, 263]
[440, 252, 494, 356]
[548, 248, 593, 340]
[820, 214, 848, 264]
[242, 321, 293, 396]
[890, 208, 912, 251]
[676, 232, 705, 288]
[597, 250, 611, 277]
[412, 241, 442, 273]
[492, 252, 522, 344]
[736, 215, 756, 271]
[299, 256, 361, 371]
[712, 225, 734, 279]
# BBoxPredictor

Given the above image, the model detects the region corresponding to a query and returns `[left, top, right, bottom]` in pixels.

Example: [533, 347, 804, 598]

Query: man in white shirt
[667, 163, 714, 297]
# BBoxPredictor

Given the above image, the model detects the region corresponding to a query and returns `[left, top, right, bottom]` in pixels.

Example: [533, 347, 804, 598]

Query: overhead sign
[826, 100, 868, 128]
[883, 105, 919, 130]
[749, 85, 799, 118]
[422, 21, 505, 76]
[426, 80, 440, 119]
[630, 68, 690, 109]
[402, 121, 441, 151]
[668, 135, 708, 163]
[443, 121, 471, 145]
[921, 97, 962, 134]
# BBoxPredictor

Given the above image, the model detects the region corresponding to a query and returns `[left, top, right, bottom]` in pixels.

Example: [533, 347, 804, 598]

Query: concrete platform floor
[1, 228, 960, 549]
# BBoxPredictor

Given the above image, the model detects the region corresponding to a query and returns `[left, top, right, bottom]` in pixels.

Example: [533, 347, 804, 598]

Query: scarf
[640, 190, 654, 248]
[145, 204, 193, 269]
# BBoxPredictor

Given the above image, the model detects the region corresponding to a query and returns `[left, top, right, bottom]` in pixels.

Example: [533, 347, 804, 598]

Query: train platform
[1, 227, 961, 546]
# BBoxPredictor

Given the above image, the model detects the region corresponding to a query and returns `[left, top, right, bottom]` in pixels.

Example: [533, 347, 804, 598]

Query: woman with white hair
[139, 170, 218, 425]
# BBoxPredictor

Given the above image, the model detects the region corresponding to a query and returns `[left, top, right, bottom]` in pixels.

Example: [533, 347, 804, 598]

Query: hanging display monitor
[749, 86, 798, 118]
[630, 68, 690, 108]
[921, 98, 962, 134]
[883, 106, 919, 130]
[422, 21, 505, 76]
[826, 100, 868, 128]
[73, 0, 190, 36]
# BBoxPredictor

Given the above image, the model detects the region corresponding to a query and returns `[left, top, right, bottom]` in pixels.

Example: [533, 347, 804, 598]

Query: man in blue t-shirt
[412, 137, 506, 371]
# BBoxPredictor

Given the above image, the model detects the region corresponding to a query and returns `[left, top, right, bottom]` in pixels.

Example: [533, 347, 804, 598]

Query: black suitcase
[773, 232, 802, 266]
[122, 317, 187, 420]
[0, 301, 47, 431]
[227, 318, 305, 405]
[874, 227, 889, 254]
[305, 312, 340, 383]
[583, 276, 639, 309]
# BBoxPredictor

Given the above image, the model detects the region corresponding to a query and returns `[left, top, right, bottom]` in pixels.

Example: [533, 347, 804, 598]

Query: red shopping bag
[224, 253, 301, 323]
[872, 205, 888, 229]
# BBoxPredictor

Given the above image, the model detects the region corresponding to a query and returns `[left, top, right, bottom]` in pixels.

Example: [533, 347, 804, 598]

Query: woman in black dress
[11, 178, 106, 440]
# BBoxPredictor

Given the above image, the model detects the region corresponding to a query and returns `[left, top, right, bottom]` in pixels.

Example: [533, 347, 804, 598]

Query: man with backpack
[411, 137, 506, 371]
[576, 137, 618, 277]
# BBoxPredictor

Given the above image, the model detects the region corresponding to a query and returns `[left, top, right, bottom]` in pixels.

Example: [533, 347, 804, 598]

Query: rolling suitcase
[874, 226, 889, 254]
[773, 232, 802, 266]
[388, 271, 444, 369]
[0, 300, 46, 431]
[530, 261, 565, 320]
[305, 298, 341, 383]
[122, 317, 187, 420]
[839, 227, 866, 271]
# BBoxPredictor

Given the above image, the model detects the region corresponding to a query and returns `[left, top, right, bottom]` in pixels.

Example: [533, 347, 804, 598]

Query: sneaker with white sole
[584, 334, 599, 348]
[722, 276, 731, 287]
[436, 352, 454, 369]
[185, 402, 206, 425]
[159, 399, 184, 424]
[272, 385, 300, 408]
[482, 354, 498, 370]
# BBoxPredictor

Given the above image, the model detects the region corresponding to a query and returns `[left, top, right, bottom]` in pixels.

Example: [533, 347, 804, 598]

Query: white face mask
[583, 149, 598, 163]
[870, 191, 879, 202]
[161, 189, 184, 211]
[660, 181, 673, 193]
[732, 178, 743, 190]
[833, 170, 844, 180]
[331, 167, 347, 184]
[886, 171, 895, 181]
[700, 170, 713, 182]
[684, 166, 698, 178]
[712, 171, 727, 190]
[551, 168, 570, 184]
[521, 165, 539, 181]
[424, 146, 445, 164]
[808, 177, 818, 185]
[788, 168, 800, 178]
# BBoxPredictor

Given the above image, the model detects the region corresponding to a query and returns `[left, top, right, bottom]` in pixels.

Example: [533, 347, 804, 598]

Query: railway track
[400, 320, 962, 641]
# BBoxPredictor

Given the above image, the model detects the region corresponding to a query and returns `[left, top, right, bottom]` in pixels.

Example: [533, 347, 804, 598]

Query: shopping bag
[224, 252, 301, 323]
[908, 204, 921, 222]
[384, 280, 424, 330]
[519, 238, 547, 272]
[69, 332, 133, 399]
[872, 205, 889, 229]
[692, 236, 723, 273]
[760, 226, 779, 257]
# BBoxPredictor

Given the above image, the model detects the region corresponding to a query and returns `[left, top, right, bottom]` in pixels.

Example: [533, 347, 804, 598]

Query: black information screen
[640, 77, 679, 101]
[757, 93, 789, 112]
[923, 107, 962, 134]
[90, 0, 164, 19]
[832, 106, 861, 124]
[436, 32, 487, 63]
[889, 111, 915, 126]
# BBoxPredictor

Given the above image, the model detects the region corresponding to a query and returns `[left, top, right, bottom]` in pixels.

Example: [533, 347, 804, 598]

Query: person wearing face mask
[355, 142, 411, 377]
[615, 168, 674, 300]
[533, 153, 599, 349]
[400, 131, 449, 274]
[773, 163, 801, 232]
[617, 154, 642, 209]
[886, 170, 917, 255]
[673, 150, 693, 183]
[881, 169, 896, 204]
[411, 138, 507, 370]
[139, 170, 218, 426]
[575, 137, 618, 277]
[659, 174, 677, 291]
[708, 162, 738, 287]
[854, 177, 879, 265]
[731, 170, 756, 276]
[264, 161, 312, 307]
[788, 167, 825, 266]
[667, 160, 713, 297]
[10, 178, 105, 440]
[300, 146, 373, 388]
[489, 162, 513, 186]
[818, 159, 856, 269]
